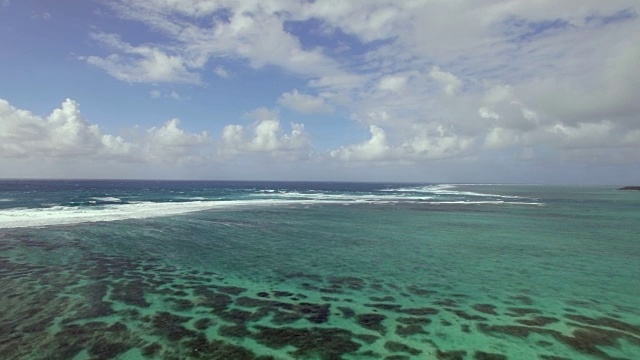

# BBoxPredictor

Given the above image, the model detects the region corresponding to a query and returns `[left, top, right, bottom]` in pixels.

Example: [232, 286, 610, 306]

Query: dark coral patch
[369, 295, 395, 302]
[407, 285, 436, 297]
[319, 286, 344, 294]
[88, 341, 130, 360]
[436, 349, 467, 360]
[553, 328, 626, 358]
[256, 292, 269, 298]
[213, 285, 247, 296]
[478, 320, 636, 359]
[149, 311, 195, 341]
[235, 296, 280, 308]
[183, 335, 258, 359]
[253, 326, 361, 359]
[505, 308, 541, 317]
[218, 309, 254, 324]
[449, 309, 487, 321]
[355, 313, 387, 334]
[366, 303, 402, 311]
[477, 323, 547, 339]
[396, 324, 426, 336]
[473, 351, 507, 360]
[516, 316, 559, 327]
[565, 314, 640, 335]
[108, 322, 128, 333]
[141, 342, 162, 357]
[472, 304, 498, 315]
[193, 286, 232, 312]
[357, 350, 381, 358]
[434, 299, 457, 307]
[355, 334, 378, 344]
[370, 283, 384, 291]
[271, 310, 303, 325]
[193, 317, 214, 330]
[294, 302, 331, 324]
[338, 306, 355, 318]
[384, 341, 422, 355]
[398, 307, 439, 316]
[329, 276, 366, 290]
[111, 280, 150, 307]
[511, 295, 533, 305]
[166, 297, 195, 311]
[219, 324, 251, 338]
[397, 317, 431, 325]
[273, 291, 294, 297]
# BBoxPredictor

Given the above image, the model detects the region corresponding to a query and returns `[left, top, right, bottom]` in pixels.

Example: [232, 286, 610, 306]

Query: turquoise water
[0, 181, 639, 359]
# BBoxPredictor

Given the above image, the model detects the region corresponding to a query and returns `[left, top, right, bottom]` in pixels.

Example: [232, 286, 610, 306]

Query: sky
[0, 0, 639, 184]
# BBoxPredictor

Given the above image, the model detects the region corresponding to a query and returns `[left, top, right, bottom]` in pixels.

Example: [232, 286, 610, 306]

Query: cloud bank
[2, 1, 640, 182]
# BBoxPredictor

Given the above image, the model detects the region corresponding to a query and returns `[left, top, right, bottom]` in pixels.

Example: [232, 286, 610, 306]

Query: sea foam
[0, 190, 543, 229]
[0, 200, 308, 229]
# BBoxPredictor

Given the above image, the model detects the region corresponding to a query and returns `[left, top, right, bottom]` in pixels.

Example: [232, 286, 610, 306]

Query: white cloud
[330, 125, 392, 161]
[278, 89, 332, 113]
[220, 108, 310, 158]
[378, 74, 408, 93]
[145, 118, 209, 163]
[484, 84, 513, 104]
[0, 98, 209, 164]
[41, 1, 640, 177]
[83, 33, 200, 84]
[331, 124, 473, 162]
[483, 127, 521, 150]
[429, 66, 462, 96]
[0, 98, 136, 159]
[149, 89, 184, 100]
[545, 121, 615, 148]
[478, 107, 501, 120]
[213, 65, 229, 78]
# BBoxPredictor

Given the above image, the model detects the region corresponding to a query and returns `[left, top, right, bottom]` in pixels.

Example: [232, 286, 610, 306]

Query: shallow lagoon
[1, 181, 639, 359]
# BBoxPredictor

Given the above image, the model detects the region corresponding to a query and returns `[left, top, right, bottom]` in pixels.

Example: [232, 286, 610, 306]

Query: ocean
[0, 180, 638, 359]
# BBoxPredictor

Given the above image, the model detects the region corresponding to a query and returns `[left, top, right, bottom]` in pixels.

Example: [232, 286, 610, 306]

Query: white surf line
[0, 199, 321, 229]
[0, 196, 544, 229]
[381, 184, 523, 199]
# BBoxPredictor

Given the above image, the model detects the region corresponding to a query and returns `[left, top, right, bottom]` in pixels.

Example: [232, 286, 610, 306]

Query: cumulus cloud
[429, 66, 462, 96]
[220, 108, 310, 158]
[0, 98, 209, 164]
[213, 65, 229, 78]
[145, 118, 209, 163]
[0, 98, 135, 159]
[331, 124, 473, 162]
[330, 125, 392, 161]
[43, 1, 640, 175]
[278, 89, 332, 113]
[83, 33, 200, 84]
[378, 74, 409, 93]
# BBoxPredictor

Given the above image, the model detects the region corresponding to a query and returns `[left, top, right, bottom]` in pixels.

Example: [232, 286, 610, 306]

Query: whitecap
[91, 197, 122, 202]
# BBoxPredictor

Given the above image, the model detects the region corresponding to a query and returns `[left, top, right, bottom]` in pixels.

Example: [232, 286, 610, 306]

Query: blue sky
[1, 0, 639, 183]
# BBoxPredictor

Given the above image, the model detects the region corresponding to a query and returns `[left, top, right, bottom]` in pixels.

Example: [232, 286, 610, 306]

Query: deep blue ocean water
[0, 180, 639, 359]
